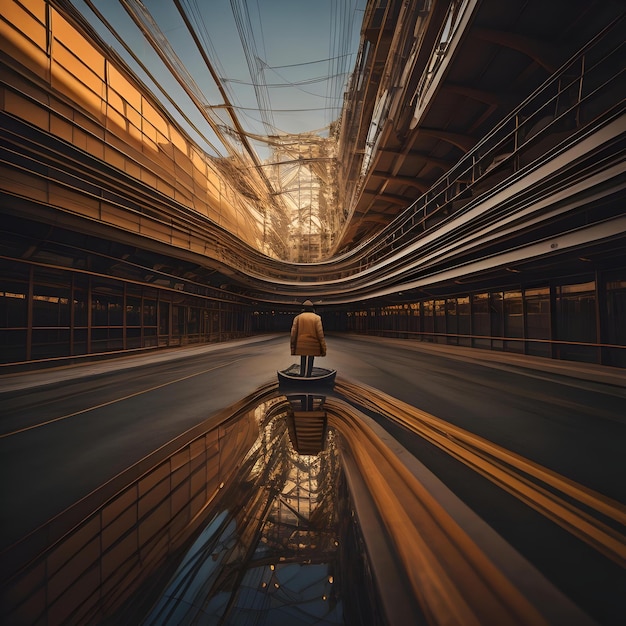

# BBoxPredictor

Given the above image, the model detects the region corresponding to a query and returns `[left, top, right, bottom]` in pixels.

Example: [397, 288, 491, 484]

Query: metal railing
[353, 16, 625, 271]
[2, 15, 622, 293]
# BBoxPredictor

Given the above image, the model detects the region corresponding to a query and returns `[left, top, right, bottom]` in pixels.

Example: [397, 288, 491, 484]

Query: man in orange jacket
[290, 300, 327, 377]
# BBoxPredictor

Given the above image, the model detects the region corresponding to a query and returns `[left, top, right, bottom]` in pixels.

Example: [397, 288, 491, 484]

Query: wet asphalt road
[1, 333, 624, 547]
[1, 333, 625, 623]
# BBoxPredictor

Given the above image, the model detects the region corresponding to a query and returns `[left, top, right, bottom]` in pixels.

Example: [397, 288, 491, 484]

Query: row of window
[0, 263, 250, 364]
[1, 259, 624, 367]
[334, 279, 625, 366]
[2, 0, 266, 251]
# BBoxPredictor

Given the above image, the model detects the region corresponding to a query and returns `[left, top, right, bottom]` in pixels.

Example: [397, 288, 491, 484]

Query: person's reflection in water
[290, 300, 327, 377]
[286, 394, 326, 412]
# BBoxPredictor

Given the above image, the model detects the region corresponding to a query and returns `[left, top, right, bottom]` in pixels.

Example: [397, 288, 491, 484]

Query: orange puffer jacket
[290, 312, 327, 356]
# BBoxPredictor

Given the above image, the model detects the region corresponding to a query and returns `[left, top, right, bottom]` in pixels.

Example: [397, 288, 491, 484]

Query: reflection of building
[140, 404, 349, 625]
[1, 388, 602, 624]
[0, 395, 381, 625]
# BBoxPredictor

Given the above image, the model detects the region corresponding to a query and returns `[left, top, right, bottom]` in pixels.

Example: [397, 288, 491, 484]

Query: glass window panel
[423, 300, 434, 334]
[107, 89, 125, 117]
[525, 287, 550, 338]
[32, 289, 70, 327]
[126, 296, 142, 327]
[92, 296, 107, 327]
[490, 292, 504, 337]
[172, 306, 185, 336]
[158, 301, 169, 335]
[2, 0, 47, 51]
[170, 126, 187, 154]
[92, 279, 124, 326]
[108, 297, 124, 326]
[4, 6, 41, 42]
[127, 327, 143, 349]
[53, 12, 105, 83]
[53, 42, 104, 95]
[0, 329, 27, 363]
[108, 328, 123, 351]
[91, 328, 111, 352]
[188, 307, 199, 335]
[472, 293, 489, 334]
[0, 281, 28, 328]
[108, 64, 141, 110]
[31, 328, 70, 359]
[504, 290, 523, 353]
[504, 291, 523, 333]
[127, 108, 143, 139]
[556, 282, 596, 341]
[446, 298, 457, 333]
[73, 328, 88, 355]
[73, 284, 88, 327]
[141, 118, 159, 149]
[605, 278, 626, 366]
[472, 293, 490, 348]
[555, 280, 596, 363]
[143, 327, 157, 347]
[525, 287, 551, 357]
[142, 99, 168, 138]
[605, 279, 626, 343]
[32, 268, 70, 327]
[457, 296, 470, 329]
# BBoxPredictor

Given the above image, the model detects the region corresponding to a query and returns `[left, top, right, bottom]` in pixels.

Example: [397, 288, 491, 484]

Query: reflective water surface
[1, 393, 379, 625]
[140, 398, 343, 624]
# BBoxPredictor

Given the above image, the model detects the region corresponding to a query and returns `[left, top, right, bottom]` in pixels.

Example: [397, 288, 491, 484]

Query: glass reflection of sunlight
[139, 401, 346, 625]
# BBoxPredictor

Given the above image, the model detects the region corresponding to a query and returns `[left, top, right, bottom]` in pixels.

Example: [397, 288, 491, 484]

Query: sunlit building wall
[0, 0, 286, 257]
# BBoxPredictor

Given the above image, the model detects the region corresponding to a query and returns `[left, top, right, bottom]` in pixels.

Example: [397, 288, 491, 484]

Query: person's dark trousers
[300, 355, 314, 377]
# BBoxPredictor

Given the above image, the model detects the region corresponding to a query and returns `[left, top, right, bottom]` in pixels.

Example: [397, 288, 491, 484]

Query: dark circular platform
[277, 364, 337, 388]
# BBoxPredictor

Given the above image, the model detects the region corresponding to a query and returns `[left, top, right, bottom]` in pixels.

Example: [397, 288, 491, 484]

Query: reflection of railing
[0, 388, 275, 624]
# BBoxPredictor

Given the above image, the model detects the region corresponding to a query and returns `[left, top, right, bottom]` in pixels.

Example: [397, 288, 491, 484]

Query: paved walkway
[0, 334, 624, 394]
[0, 335, 279, 394]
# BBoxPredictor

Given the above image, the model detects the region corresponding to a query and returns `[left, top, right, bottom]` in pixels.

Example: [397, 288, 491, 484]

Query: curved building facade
[1, 0, 624, 368]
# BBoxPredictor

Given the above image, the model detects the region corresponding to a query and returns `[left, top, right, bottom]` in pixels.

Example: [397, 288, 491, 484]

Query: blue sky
[74, 0, 366, 158]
